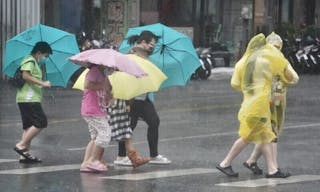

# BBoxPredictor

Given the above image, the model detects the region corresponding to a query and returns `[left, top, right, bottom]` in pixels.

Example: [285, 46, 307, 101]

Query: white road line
[1, 164, 319, 188]
[215, 175, 320, 187]
[0, 164, 80, 175]
[100, 168, 218, 181]
[67, 122, 320, 151]
[0, 159, 17, 163]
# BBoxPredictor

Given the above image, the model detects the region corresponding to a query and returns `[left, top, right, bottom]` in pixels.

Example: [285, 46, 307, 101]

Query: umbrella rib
[39, 25, 43, 41]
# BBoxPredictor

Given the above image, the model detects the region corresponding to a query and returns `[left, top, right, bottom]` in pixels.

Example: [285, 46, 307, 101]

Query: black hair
[31, 41, 53, 55]
[127, 30, 159, 45]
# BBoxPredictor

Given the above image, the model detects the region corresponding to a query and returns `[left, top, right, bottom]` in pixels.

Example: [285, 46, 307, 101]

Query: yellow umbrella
[73, 54, 167, 100]
[72, 68, 88, 91]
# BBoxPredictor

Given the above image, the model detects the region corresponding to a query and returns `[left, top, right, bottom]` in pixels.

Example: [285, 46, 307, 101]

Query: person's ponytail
[127, 35, 140, 45]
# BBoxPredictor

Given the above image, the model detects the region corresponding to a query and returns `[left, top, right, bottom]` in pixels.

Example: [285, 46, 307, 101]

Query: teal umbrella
[3, 24, 80, 87]
[118, 23, 201, 88]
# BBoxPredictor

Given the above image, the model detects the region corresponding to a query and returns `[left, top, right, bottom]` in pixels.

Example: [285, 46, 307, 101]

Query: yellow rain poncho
[267, 32, 299, 136]
[231, 33, 293, 143]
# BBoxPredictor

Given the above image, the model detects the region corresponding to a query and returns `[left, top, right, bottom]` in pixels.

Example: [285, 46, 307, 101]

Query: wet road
[0, 70, 320, 192]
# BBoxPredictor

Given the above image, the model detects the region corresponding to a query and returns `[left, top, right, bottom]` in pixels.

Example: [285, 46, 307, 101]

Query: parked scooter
[304, 36, 320, 74]
[76, 30, 118, 51]
[283, 37, 312, 74]
[191, 48, 213, 80]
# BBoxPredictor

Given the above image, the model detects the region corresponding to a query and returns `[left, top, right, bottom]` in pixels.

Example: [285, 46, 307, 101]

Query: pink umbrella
[68, 49, 146, 77]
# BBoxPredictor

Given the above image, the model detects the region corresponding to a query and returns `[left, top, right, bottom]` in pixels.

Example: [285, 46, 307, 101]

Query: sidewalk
[209, 67, 234, 80]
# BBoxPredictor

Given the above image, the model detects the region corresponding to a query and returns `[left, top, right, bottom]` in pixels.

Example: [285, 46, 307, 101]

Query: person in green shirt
[13, 41, 52, 163]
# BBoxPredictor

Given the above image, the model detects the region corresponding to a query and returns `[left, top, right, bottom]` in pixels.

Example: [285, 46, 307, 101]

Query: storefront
[44, 0, 225, 47]
[2, 0, 320, 78]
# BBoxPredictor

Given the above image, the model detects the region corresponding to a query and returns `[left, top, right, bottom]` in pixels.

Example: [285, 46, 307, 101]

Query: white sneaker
[113, 156, 132, 166]
[149, 155, 171, 164]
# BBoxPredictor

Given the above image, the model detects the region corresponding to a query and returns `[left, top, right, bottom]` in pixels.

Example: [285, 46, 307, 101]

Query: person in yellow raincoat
[216, 33, 297, 178]
[243, 32, 299, 175]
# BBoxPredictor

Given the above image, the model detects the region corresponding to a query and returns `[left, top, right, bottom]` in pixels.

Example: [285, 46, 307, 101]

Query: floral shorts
[83, 116, 111, 148]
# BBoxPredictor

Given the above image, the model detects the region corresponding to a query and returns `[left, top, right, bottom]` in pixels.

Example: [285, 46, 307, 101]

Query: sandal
[80, 167, 99, 173]
[19, 158, 42, 164]
[243, 162, 263, 175]
[86, 161, 108, 172]
[127, 150, 150, 168]
[216, 164, 239, 177]
[14, 147, 41, 162]
[266, 169, 291, 178]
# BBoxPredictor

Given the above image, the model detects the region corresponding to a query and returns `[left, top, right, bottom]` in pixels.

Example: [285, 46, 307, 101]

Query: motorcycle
[191, 48, 213, 80]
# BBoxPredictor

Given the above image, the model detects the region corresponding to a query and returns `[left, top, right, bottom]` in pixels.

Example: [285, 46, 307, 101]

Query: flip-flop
[19, 158, 42, 164]
[80, 167, 98, 173]
[14, 147, 29, 157]
[14, 147, 41, 162]
[216, 164, 239, 177]
[86, 161, 108, 172]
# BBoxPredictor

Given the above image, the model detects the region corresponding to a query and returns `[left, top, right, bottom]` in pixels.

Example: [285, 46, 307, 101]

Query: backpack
[9, 60, 35, 89]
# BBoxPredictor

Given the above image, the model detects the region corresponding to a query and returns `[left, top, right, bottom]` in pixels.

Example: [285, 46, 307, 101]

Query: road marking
[215, 175, 320, 187]
[0, 159, 17, 163]
[0, 164, 80, 175]
[67, 122, 320, 151]
[100, 168, 218, 181]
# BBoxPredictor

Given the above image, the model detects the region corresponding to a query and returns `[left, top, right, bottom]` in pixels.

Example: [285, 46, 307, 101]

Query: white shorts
[83, 116, 111, 148]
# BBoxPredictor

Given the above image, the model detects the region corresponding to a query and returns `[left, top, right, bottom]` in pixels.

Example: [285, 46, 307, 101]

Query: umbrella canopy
[3, 24, 80, 87]
[69, 49, 146, 77]
[118, 23, 201, 88]
[73, 54, 167, 100]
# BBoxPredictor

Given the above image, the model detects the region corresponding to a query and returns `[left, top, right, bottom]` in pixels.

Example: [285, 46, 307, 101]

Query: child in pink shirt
[80, 64, 149, 171]
[80, 64, 112, 172]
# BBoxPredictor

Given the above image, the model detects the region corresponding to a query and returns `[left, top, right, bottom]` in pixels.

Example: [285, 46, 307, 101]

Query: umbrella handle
[43, 88, 55, 104]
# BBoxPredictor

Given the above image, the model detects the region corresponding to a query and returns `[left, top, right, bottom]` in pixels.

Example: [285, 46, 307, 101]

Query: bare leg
[90, 145, 105, 162]
[261, 143, 278, 174]
[21, 131, 29, 148]
[242, 144, 264, 175]
[220, 137, 248, 167]
[16, 126, 41, 149]
[271, 142, 278, 168]
[85, 145, 108, 171]
[246, 144, 263, 164]
[246, 143, 278, 168]
[124, 138, 135, 152]
[19, 131, 29, 159]
[81, 140, 95, 168]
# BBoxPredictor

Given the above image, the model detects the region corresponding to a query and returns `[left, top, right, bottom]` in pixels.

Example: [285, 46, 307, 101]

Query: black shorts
[18, 102, 48, 130]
